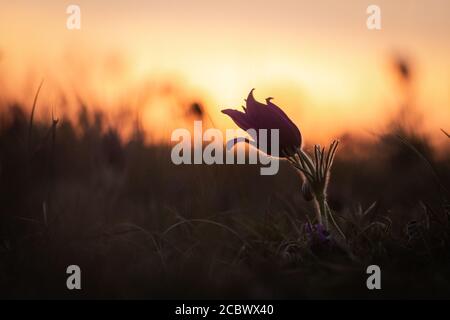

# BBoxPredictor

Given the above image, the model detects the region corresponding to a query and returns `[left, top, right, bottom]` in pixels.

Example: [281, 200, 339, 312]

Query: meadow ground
[0, 103, 449, 299]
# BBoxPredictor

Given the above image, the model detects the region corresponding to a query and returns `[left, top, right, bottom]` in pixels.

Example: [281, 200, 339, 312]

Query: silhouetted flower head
[222, 89, 302, 156]
[397, 60, 409, 80]
[189, 102, 204, 118]
[393, 56, 411, 82]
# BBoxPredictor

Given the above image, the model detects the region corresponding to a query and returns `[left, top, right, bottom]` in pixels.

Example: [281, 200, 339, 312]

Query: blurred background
[0, 0, 449, 144]
[0, 0, 449, 299]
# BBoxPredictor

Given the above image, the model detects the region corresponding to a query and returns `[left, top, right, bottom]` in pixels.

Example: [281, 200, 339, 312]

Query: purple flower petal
[221, 109, 253, 131]
[222, 89, 302, 156]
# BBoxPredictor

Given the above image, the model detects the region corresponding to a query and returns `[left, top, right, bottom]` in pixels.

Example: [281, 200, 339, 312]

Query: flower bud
[301, 181, 314, 201]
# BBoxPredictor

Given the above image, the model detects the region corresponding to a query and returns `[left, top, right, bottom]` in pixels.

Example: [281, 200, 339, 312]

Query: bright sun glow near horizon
[1, 0, 449, 145]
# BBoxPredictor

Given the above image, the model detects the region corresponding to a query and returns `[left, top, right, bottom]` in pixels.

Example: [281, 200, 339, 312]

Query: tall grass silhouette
[0, 63, 449, 299]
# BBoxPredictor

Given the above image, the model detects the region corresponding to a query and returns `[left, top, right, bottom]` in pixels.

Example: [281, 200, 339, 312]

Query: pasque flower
[222, 89, 301, 156]
[286, 140, 345, 239]
[222, 89, 344, 239]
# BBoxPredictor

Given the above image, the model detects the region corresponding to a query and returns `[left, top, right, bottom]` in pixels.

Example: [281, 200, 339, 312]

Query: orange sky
[0, 0, 449, 145]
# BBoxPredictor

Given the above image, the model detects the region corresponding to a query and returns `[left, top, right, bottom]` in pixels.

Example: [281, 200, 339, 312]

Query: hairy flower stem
[314, 193, 328, 229]
[287, 140, 341, 234]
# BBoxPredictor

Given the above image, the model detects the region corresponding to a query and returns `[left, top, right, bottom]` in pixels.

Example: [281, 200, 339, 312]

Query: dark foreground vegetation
[0, 102, 449, 299]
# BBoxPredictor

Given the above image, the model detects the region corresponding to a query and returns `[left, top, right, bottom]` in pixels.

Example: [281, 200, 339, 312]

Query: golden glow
[1, 0, 449, 145]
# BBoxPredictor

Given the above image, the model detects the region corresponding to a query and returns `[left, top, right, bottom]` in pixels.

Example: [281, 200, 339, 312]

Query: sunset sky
[1, 0, 449, 144]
